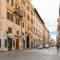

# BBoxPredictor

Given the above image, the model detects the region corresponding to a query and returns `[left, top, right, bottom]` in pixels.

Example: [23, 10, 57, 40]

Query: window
[16, 3, 20, 12]
[15, 4, 21, 17]
[10, 14, 13, 21]
[34, 27, 35, 32]
[27, 25, 29, 31]
[31, 11, 33, 16]
[7, 12, 13, 22]
[31, 17, 33, 24]
[36, 28, 37, 33]
[5, 40, 7, 47]
[16, 18, 20, 25]
[0, 39, 1, 47]
[27, 6, 29, 11]
[8, 27, 12, 33]
[7, 12, 9, 19]
[7, 0, 9, 3]
[17, 31, 19, 35]
[27, 15, 30, 21]
[21, 7, 26, 17]
[24, 11, 26, 17]
[21, 0, 26, 6]
[7, 0, 13, 6]
[22, 33, 24, 36]
[22, 11, 25, 17]
[34, 39, 35, 43]
[22, 22, 24, 28]
[11, 0, 13, 6]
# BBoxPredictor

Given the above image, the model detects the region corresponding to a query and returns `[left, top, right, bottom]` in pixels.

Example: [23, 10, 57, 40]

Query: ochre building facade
[0, 0, 51, 51]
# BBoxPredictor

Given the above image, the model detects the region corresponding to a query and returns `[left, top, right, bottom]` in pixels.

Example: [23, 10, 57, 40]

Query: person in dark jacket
[56, 44, 59, 51]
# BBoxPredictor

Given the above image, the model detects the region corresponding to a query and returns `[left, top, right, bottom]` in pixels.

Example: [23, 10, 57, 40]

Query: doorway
[26, 36, 29, 48]
[23, 40, 25, 48]
[16, 39, 19, 49]
[8, 37, 12, 51]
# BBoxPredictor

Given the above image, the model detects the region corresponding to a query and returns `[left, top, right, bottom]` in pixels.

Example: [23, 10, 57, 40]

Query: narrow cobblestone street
[0, 47, 60, 60]
[0, 0, 59, 60]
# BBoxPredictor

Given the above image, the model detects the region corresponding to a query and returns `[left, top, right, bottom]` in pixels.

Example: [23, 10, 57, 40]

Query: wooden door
[16, 39, 19, 49]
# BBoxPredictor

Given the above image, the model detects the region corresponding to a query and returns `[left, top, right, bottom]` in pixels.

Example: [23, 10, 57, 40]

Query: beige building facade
[0, 0, 51, 51]
[33, 9, 45, 47]
[43, 24, 51, 46]
[0, 0, 35, 51]
[57, 6, 60, 45]
[0, 0, 24, 51]
[57, 17, 60, 44]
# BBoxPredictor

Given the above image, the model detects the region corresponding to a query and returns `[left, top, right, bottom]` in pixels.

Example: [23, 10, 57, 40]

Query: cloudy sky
[31, 0, 59, 40]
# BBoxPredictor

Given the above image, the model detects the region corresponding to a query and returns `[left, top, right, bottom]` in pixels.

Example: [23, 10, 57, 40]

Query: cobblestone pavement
[0, 47, 60, 60]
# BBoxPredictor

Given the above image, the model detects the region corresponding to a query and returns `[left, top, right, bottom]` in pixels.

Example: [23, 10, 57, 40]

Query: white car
[44, 44, 49, 48]
[38, 45, 43, 49]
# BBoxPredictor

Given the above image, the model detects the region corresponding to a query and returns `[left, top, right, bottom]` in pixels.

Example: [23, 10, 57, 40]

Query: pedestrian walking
[56, 44, 59, 51]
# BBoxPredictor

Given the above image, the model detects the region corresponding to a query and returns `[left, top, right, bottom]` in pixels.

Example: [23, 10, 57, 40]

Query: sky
[31, 0, 59, 41]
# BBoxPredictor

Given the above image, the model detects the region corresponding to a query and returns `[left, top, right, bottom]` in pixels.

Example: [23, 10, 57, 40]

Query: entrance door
[23, 40, 25, 48]
[16, 39, 19, 49]
[8, 37, 12, 51]
[26, 36, 29, 48]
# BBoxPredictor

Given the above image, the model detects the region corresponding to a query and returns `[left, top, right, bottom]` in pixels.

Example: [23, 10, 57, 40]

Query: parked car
[38, 45, 43, 49]
[44, 44, 49, 48]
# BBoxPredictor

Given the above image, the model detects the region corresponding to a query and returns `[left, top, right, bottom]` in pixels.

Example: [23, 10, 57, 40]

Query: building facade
[0, 0, 24, 51]
[25, 0, 34, 48]
[33, 9, 45, 47]
[43, 24, 51, 46]
[0, 0, 35, 51]
[57, 17, 60, 45]
[0, 0, 51, 51]
[57, 6, 60, 45]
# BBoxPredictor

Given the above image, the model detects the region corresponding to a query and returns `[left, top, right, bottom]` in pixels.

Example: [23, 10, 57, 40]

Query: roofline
[34, 8, 44, 24]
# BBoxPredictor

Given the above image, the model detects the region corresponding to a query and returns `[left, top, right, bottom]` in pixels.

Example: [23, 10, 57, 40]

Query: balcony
[25, 30, 32, 34]
[14, 34, 21, 38]
[7, 33, 14, 39]
[13, 9, 23, 18]
[25, 29, 32, 34]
